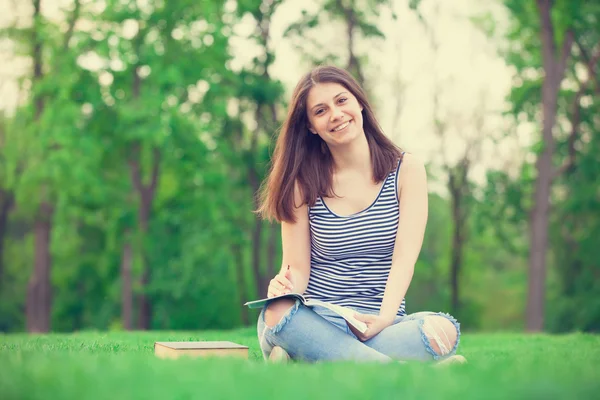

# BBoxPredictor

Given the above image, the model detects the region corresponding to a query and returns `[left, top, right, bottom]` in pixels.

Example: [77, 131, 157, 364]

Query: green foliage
[409, 194, 451, 312]
[490, 0, 600, 332]
[0, 0, 597, 336]
[546, 97, 600, 332]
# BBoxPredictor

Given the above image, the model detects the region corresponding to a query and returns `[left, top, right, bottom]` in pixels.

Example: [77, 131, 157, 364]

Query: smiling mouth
[330, 120, 352, 132]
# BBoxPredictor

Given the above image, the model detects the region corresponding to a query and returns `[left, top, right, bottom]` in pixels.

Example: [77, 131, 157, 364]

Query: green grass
[1, 329, 599, 399]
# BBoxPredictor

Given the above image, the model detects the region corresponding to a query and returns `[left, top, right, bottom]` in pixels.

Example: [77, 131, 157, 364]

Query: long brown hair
[257, 65, 403, 223]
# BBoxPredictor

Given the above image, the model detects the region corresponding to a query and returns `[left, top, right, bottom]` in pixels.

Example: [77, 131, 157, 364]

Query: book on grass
[154, 341, 248, 359]
[244, 293, 368, 334]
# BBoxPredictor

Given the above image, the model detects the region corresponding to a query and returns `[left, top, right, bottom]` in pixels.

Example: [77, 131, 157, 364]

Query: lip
[330, 119, 352, 132]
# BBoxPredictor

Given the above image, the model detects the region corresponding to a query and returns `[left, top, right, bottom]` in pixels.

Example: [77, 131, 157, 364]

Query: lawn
[1, 328, 599, 399]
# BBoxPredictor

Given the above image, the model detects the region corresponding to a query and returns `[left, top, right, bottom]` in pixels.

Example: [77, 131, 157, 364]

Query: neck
[328, 132, 372, 179]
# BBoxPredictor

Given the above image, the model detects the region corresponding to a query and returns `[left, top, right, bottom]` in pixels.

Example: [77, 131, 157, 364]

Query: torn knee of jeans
[265, 299, 300, 334]
[419, 315, 460, 359]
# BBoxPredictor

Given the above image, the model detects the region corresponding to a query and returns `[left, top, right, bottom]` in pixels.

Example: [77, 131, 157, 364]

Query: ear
[308, 125, 317, 134]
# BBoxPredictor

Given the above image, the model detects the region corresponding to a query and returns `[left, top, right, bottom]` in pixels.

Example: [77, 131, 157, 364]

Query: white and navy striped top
[305, 157, 406, 316]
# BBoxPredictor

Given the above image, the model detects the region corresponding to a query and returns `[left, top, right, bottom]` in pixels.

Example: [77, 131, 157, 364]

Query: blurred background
[0, 0, 598, 334]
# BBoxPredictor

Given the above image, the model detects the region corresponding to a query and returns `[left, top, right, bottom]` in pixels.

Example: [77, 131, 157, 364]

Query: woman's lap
[257, 300, 390, 362]
[257, 301, 460, 362]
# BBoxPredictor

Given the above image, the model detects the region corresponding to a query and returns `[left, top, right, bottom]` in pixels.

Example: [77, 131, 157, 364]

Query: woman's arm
[379, 153, 429, 323]
[278, 182, 311, 295]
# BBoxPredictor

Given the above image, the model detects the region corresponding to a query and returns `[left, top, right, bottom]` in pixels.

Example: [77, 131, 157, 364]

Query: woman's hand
[267, 266, 295, 298]
[349, 313, 394, 342]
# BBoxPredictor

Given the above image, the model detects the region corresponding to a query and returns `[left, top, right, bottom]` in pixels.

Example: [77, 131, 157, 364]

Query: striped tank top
[305, 157, 406, 316]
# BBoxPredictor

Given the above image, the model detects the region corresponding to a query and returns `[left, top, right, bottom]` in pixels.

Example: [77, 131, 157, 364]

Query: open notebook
[244, 293, 368, 334]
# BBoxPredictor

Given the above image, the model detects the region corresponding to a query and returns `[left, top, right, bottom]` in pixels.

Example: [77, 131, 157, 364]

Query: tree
[0, 113, 14, 290]
[525, 0, 574, 332]
[284, 0, 406, 87]
[424, 3, 490, 318]
[4, 0, 84, 333]
[548, 12, 600, 332]
[501, 0, 599, 331]
[87, 0, 231, 329]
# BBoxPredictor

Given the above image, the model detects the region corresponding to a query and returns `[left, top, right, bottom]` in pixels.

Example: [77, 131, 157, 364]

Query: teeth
[332, 121, 350, 132]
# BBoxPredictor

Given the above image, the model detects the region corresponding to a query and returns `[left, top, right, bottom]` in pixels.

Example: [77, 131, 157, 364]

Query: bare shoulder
[399, 153, 426, 178]
[397, 153, 427, 193]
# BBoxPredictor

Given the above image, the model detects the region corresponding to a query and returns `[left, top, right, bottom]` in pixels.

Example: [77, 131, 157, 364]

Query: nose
[330, 106, 344, 121]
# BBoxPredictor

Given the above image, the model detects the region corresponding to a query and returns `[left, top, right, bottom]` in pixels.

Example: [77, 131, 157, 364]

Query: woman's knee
[264, 298, 297, 327]
[422, 315, 459, 356]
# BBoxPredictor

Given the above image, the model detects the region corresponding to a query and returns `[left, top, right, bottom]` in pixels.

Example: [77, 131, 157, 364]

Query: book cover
[244, 293, 306, 309]
[154, 341, 249, 359]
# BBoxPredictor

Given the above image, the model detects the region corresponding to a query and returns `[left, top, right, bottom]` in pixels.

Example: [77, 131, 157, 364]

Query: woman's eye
[338, 98, 347, 103]
[315, 109, 324, 115]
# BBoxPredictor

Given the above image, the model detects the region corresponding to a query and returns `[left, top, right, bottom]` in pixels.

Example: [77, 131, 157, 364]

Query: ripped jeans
[257, 300, 461, 362]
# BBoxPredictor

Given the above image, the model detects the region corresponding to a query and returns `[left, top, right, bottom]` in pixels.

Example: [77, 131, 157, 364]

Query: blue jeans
[257, 300, 461, 362]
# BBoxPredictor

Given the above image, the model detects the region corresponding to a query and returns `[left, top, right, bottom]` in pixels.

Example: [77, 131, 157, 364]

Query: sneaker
[436, 354, 467, 366]
[268, 346, 290, 363]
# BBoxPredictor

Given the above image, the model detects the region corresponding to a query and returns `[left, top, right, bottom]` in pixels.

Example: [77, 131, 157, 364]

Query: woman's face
[305, 82, 364, 147]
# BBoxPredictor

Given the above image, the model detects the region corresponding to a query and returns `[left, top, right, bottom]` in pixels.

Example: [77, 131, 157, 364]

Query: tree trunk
[251, 215, 266, 297]
[26, 201, 53, 332]
[449, 186, 462, 315]
[338, 1, 364, 87]
[32, 0, 43, 121]
[232, 243, 249, 326]
[248, 177, 267, 297]
[248, 101, 266, 298]
[127, 46, 159, 329]
[527, 0, 573, 332]
[448, 161, 469, 317]
[129, 145, 159, 330]
[23, 0, 81, 333]
[527, 97, 555, 332]
[26, 0, 54, 333]
[0, 190, 14, 286]
[121, 231, 133, 330]
[136, 189, 152, 330]
[137, 266, 151, 330]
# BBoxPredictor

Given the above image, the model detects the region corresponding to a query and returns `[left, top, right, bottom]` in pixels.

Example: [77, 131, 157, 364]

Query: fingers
[267, 287, 286, 298]
[273, 274, 293, 290]
[267, 286, 287, 298]
[267, 274, 294, 298]
[349, 313, 376, 342]
[348, 324, 369, 342]
[271, 275, 294, 291]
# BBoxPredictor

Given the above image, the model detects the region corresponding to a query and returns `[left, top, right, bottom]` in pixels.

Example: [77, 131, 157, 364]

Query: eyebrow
[310, 92, 348, 111]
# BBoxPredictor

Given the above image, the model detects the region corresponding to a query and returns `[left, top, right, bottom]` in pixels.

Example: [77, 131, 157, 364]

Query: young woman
[255, 65, 465, 364]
